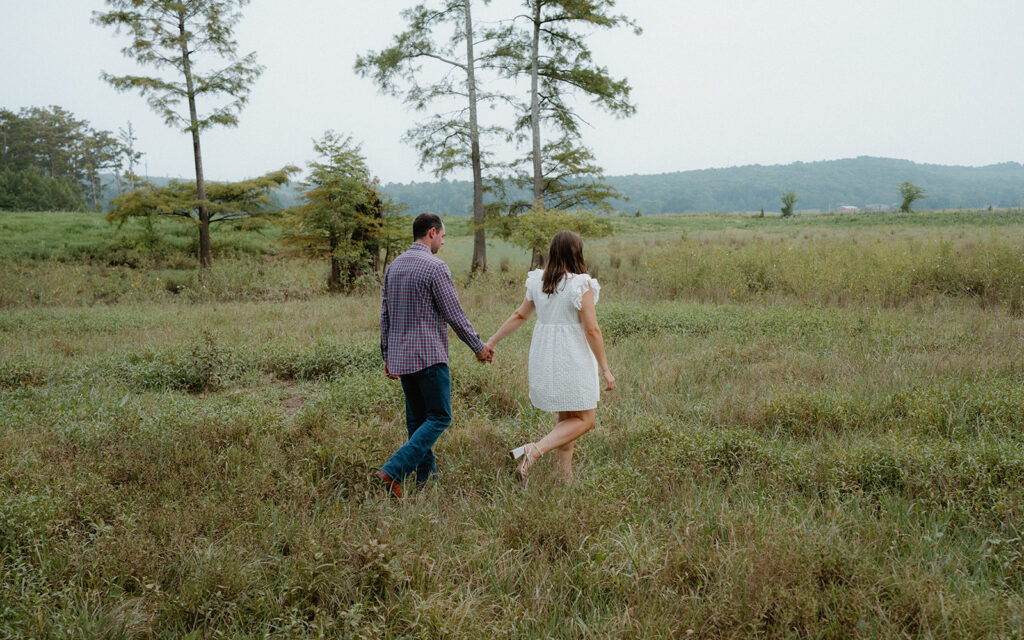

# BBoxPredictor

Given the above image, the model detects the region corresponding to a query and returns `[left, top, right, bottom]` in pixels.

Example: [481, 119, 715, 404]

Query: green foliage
[93, 0, 263, 136]
[106, 169, 297, 226]
[643, 230, 1024, 308]
[105, 336, 380, 392]
[109, 332, 235, 392]
[278, 132, 405, 292]
[0, 359, 48, 389]
[94, 0, 265, 267]
[0, 106, 87, 181]
[264, 340, 379, 382]
[899, 180, 927, 213]
[489, 205, 613, 256]
[0, 106, 130, 211]
[494, 137, 625, 213]
[489, 0, 639, 213]
[354, 2, 507, 179]
[780, 190, 798, 217]
[0, 167, 85, 212]
[355, 1, 507, 272]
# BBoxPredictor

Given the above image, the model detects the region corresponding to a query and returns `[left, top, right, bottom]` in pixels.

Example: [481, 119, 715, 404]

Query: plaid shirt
[380, 242, 485, 375]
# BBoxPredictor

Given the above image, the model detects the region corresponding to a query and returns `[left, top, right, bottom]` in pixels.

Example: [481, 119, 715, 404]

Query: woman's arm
[579, 287, 616, 391]
[486, 297, 535, 348]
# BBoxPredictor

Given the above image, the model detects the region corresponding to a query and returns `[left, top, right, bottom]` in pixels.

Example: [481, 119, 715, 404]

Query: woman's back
[524, 269, 601, 412]
[527, 270, 598, 323]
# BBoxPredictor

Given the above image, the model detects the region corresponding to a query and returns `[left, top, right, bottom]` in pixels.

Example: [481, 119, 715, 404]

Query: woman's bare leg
[554, 441, 575, 480]
[531, 410, 595, 479]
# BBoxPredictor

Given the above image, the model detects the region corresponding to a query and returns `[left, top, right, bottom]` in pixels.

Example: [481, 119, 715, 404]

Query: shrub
[0, 361, 47, 388]
[108, 333, 235, 392]
[264, 340, 379, 381]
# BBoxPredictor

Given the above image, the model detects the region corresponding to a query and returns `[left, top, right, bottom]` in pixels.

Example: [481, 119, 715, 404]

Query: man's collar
[410, 241, 431, 252]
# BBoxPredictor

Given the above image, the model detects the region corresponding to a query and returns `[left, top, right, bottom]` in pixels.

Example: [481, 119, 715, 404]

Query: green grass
[1, 209, 1024, 637]
[0, 210, 281, 264]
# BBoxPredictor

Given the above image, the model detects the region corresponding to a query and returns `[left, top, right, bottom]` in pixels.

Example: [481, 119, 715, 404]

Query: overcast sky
[3, 1, 1023, 184]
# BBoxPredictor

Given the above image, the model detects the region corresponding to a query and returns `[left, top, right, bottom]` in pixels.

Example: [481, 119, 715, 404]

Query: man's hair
[413, 212, 443, 239]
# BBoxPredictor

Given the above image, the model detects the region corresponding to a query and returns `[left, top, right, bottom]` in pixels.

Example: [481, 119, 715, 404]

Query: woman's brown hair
[541, 230, 587, 295]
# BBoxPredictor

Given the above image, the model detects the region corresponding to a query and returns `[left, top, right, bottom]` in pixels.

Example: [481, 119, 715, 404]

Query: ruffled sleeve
[571, 275, 600, 310]
[524, 269, 543, 301]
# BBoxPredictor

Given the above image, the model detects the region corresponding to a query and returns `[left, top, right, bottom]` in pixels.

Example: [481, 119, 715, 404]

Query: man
[376, 212, 494, 498]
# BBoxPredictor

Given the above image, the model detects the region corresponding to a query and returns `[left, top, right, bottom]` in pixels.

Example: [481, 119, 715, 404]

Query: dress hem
[530, 401, 599, 413]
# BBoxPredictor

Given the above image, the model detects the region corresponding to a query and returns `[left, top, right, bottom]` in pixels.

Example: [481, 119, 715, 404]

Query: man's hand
[385, 364, 398, 380]
[476, 343, 495, 363]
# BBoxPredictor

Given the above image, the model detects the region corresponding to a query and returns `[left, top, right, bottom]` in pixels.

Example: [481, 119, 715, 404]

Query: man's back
[380, 242, 483, 376]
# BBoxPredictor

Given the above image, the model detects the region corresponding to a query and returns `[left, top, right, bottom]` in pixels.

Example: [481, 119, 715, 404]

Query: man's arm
[430, 263, 487, 355]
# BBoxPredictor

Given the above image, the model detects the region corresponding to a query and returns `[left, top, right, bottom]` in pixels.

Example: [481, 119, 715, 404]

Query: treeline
[96, 156, 1024, 217]
[379, 157, 1024, 215]
[0, 106, 142, 212]
[0, 167, 84, 212]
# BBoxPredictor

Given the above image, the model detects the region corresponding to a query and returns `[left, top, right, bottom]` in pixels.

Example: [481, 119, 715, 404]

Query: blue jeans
[381, 363, 451, 487]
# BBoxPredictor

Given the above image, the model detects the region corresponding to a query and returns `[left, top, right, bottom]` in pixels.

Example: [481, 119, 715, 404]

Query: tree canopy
[0, 106, 130, 211]
[899, 181, 927, 213]
[279, 132, 405, 292]
[94, 0, 264, 267]
[493, 0, 639, 209]
[489, 205, 612, 257]
[106, 167, 298, 227]
[355, 0, 509, 273]
[780, 191, 798, 217]
[483, 0, 638, 266]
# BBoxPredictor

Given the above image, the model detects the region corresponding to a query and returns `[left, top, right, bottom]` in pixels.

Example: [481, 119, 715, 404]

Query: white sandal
[510, 443, 542, 483]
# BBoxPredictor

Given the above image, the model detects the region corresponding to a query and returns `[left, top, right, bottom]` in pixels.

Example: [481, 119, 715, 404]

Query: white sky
[3, 1, 1023, 183]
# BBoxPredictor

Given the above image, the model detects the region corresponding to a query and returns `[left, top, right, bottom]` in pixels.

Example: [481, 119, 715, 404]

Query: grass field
[1, 209, 1023, 638]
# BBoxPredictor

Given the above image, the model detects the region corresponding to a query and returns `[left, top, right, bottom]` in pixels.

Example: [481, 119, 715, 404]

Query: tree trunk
[328, 233, 342, 292]
[530, 2, 543, 208]
[126, 123, 136, 192]
[529, 1, 544, 271]
[89, 169, 100, 211]
[329, 256, 343, 292]
[465, 0, 486, 274]
[180, 13, 211, 269]
[367, 195, 383, 274]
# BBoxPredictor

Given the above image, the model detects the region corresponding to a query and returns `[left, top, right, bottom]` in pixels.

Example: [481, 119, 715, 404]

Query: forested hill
[381, 157, 1024, 215]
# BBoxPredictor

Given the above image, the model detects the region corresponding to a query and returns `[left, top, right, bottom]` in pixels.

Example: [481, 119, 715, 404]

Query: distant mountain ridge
[99, 157, 1024, 215]
[382, 156, 1024, 215]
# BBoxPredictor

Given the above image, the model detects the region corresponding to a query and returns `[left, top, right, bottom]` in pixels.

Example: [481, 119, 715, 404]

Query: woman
[486, 231, 616, 482]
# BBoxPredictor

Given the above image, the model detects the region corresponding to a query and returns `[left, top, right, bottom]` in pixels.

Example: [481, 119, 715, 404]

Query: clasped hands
[475, 342, 496, 364]
[385, 342, 495, 379]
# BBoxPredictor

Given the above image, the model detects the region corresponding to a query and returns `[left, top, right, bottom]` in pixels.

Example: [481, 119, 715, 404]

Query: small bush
[264, 340, 379, 381]
[109, 333, 235, 392]
[0, 361, 47, 388]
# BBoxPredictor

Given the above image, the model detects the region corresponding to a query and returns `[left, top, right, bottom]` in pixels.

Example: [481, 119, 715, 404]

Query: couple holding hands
[376, 212, 616, 498]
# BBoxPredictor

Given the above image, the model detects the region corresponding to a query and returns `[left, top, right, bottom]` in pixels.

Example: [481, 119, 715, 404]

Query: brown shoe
[375, 470, 403, 499]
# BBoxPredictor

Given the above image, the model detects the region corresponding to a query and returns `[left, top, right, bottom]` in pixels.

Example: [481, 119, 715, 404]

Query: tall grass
[644, 232, 1024, 311]
[1, 209, 1023, 636]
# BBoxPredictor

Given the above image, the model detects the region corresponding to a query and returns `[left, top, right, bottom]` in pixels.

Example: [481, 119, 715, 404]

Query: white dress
[525, 269, 601, 412]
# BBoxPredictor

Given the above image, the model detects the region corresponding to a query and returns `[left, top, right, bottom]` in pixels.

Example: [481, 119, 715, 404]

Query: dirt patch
[283, 394, 305, 416]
